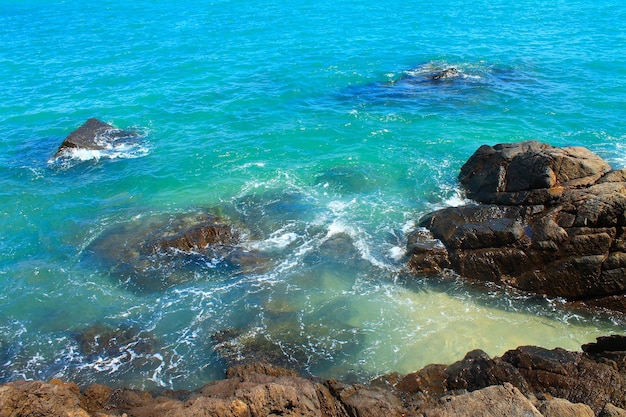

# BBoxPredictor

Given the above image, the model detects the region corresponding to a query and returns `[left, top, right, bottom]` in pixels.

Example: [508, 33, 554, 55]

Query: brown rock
[601, 403, 626, 417]
[409, 141, 626, 313]
[325, 379, 404, 417]
[420, 383, 543, 417]
[396, 364, 448, 397]
[0, 380, 90, 417]
[443, 349, 529, 394]
[537, 398, 595, 417]
[458, 140, 611, 205]
[502, 345, 626, 414]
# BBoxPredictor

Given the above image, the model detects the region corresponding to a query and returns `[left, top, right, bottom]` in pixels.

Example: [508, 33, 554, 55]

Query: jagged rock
[408, 141, 626, 313]
[395, 338, 626, 415]
[443, 349, 529, 394]
[501, 345, 626, 414]
[54, 118, 138, 158]
[2, 338, 626, 417]
[582, 334, 626, 353]
[0, 379, 90, 417]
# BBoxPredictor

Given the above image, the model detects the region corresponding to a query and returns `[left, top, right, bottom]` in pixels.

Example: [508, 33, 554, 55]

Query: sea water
[1, 0, 625, 389]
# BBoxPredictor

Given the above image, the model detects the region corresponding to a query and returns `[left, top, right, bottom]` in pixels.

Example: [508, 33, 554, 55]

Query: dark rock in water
[408, 140, 626, 313]
[147, 218, 238, 254]
[582, 335, 626, 354]
[74, 322, 157, 359]
[211, 329, 307, 372]
[87, 211, 244, 292]
[458, 140, 611, 205]
[432, 67, 460, 80]
[54, 118, 139, 158]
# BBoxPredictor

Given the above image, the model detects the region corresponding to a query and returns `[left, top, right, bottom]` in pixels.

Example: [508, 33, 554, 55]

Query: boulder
[408, 141, 626, 313]
[54, 118, 138, 158]
[432, 67, 460, 80]
[418, 383, 543, 417]
[537, 397, 594, 417]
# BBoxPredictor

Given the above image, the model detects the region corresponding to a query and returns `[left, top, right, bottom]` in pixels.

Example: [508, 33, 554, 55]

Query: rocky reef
[408, 140, 626, 314]
[2, 336, 626, 416]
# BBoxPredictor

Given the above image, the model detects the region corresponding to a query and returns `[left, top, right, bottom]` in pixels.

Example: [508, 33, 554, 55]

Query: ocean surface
[1, 0, 626, 390]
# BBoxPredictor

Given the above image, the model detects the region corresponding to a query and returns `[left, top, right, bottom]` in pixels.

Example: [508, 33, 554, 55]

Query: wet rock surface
[408, 140, 626, 313]
[54, 118, 140, 158]
[2, 337, 626, 416]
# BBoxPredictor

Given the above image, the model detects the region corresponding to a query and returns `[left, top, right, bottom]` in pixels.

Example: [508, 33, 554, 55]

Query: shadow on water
[313, 165, 387, 195]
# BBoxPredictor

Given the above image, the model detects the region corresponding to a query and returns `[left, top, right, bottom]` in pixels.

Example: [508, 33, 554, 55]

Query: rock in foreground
[408, 140, 626, 313]
[2, 337, 626, 416]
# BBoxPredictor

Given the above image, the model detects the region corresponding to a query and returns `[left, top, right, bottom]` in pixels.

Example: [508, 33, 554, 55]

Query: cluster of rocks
[408, 140, 626, 314]
[2, 336, 626, 417]
[29, 124, 626, 415]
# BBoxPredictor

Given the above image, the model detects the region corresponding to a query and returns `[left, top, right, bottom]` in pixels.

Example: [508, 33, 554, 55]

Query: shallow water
[1, 0, 625, 390]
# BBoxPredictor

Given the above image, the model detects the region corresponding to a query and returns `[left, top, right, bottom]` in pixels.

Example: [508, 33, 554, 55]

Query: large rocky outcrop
[407, 140, 626, 313]
[2, 337, 626, 416]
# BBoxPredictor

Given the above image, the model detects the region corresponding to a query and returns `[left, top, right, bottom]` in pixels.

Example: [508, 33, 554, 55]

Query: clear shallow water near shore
[1, 0, 626, 389]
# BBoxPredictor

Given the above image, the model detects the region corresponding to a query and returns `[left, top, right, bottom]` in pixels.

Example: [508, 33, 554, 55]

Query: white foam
[248, 230, 299, 251]
[49, 129, 149, 167]
[388, 246, 406, 261]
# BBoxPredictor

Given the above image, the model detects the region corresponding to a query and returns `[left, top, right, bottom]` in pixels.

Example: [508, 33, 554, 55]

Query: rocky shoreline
[14, 126, 624, 416]
[2, 336, 626, 417]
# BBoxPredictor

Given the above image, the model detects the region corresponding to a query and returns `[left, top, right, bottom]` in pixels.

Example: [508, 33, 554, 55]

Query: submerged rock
[74, 322, 157, 359]
[211, 329, 307, 371]
[87, 211, 250, 292]
[54, 118, 139, 159]
[408, 140, 626, 313]
[314, 166, 377, 194]
[432, 67, 460, 80]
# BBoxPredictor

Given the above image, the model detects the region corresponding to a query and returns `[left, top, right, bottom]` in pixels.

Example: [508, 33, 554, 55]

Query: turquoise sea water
[1, 0, 626, 389]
